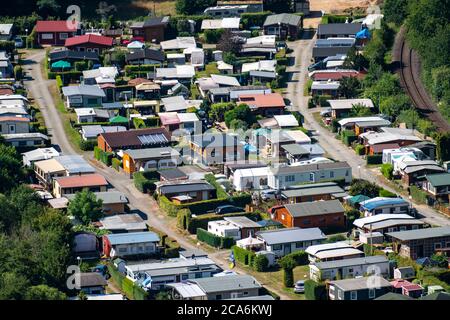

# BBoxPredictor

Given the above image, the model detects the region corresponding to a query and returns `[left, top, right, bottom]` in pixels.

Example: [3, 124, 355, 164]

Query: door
[230, 292, 239, 299]
[284, 244, 291, 256]
[9, 125, 15, 133]
[417, 244, 424, 258]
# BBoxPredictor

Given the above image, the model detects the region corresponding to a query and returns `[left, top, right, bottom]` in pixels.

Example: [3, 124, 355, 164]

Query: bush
[74, 61, 88, 71]
[133, 117, 146, 129]
[204, 29, 224, 44]
[112, 158, 121, 171]
[0, 41, 15, 53]
[279, 255, 296, 287]
[94, 146, 102, 160]
[288, 250, 309, 266]
[341, 130, 357, 146]
[100, 151, 113, 166]
[14, 65, 23, 80]
[79, 139, 97, 151]
[253, 254, 269, 272]
[379, 188, 397, 198]
[381, 163, 394, 180]
[366, 154, 382, 165]
[55, 75, 63, 91]
[355, 144, 365, 155]
[304, 280, 327, 300]
[240, 11, 272, 28]
[124, 64, 160, 76]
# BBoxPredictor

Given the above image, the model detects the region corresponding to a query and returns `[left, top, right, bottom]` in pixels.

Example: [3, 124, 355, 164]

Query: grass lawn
[196, 62, 220, 78]
[312, 111, 329, 130]
[236, 263, 310, 300]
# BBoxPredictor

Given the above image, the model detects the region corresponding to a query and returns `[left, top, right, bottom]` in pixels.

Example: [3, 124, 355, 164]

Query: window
[345, 170, 349, 177]
[330, 171, 334, 178]
[195, 272, 202, 278]
[272, 244, 282, 251]
[400, 206, 409, 212]
[390, 207, 396, 213]
[41, 33, 53, 40]
[87, 98, 98, 105]
[434, 243, 442, 250]
[19, 141, 27, 146]
[303, 219, 310, 225]
[181, 274, 188, 280]
[350, 291, 357, 300]
[375, 209, 382, 214]
[309, 173, 315, 182]
[281, 214, 285, 220]
[368, 288, 376, 299]
[412, 225, 419, 230]
[388, 227, 396, 232]
[215, 294, 222, 300]
[295, 242, 303, 248]
[243, 291, 249, 296]
[399, 226, 407, 231]
[285, 175, 295, 182]
[337, 289, 343, 300]
[59, 33, 69, 39]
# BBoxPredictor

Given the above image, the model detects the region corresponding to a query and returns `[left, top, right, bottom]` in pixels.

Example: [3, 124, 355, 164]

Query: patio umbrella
[51, 60, 71, 69]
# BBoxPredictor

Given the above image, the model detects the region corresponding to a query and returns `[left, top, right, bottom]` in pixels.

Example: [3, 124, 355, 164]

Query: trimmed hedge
[253, 254, 269, 272]
[232, 245, 256, 266]
[366, 154, 383, 165]
[112, 158, 121, 171]
[197, 228, 235, 249]
[381, 163, 394, 180]
[133, 172, 157, 193]
[304, 280, 327, 300]
[125, 64, 159, 76]
[287, 250, 309, 266]
[355, 144, 365, 155]
[240, 11, 272, 28]
[204, 173, 228, 199]
[79, 139, 97, 151]
[107, 263, 149, 300]
[94, 146, 102, 160]
[47, 70, 82, 82]
[341, 130, 358, 146]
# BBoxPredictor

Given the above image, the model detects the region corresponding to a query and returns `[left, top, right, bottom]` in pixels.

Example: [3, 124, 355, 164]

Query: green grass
[196, 62, 220, 78]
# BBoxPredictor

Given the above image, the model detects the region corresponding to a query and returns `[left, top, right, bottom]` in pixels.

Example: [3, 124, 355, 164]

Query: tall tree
[339, 76, 361, 98]
[67, 190, 103, 224]
[25, 285, 67, 300]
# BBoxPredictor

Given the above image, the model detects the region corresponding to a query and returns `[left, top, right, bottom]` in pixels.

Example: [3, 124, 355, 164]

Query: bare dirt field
[132, 0, 176, 16]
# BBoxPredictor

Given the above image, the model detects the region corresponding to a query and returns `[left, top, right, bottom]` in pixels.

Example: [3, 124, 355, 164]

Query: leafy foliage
[67, 190, 103, 224]
[349, 179, 381, 198]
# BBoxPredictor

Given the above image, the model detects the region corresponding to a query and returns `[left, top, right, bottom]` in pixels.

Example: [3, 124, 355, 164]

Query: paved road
[284, 38, 450, 227]
[23, 49, 292, 300]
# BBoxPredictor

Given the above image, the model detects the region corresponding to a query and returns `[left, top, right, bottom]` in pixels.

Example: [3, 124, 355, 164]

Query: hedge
[341, 130, 357, 146]
[204, 173, 228, 199]
[112, 158, 121, 171]
[253, 254, 269, 272]
[381, 163, 394, 180]
[158, 193, 252, 216]
[100, 151, 113, 166]
[197, 228, 235, 249]
[133, 172, 157, 194]
[366, 154, 382, 165]
[79, 139, 97, 151]
[355, 144, 365, 155]
[379, 188, 397, 198]
[47, 70, 82, 82]
[232, 245, 256, 266]
[287, 250, 309, 266]
[94, 146, 102, 160]
[148, 226, 180, 258]
[240, 11, 272, 28]
[304, 280, 327, 300]
[125, 64, 159, 76]
[107, 263, 149, 300]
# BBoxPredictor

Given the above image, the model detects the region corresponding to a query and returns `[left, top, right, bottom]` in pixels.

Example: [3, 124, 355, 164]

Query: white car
[261, 190, 277, 201]
[382, 246, 394, 254]
[294, 280, 305, 293]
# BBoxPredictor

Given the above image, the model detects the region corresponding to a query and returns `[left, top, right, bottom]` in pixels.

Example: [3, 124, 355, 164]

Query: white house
[305, 242, 364, 263]
[232, 166, 270, 191]
[22, 147, 60, 167]
[207, 220, 241, 240]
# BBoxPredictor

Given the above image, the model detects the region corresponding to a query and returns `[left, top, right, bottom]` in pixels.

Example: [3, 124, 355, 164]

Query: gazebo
[236, 236, 265, 251]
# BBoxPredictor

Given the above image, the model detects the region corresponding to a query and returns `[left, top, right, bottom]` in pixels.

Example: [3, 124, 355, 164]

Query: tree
[0, 272, 29, 300]
[397, 109, 420, 131]
[379, 94, 412, 118]
[224, 104, 255, 129]
[204, 29, 224, 44]
[217, 29, 242, 55]
[209, 102, 235, 122]
[435, 132, 450, 162]
[349, 179, 381, 198]
[25, 285, 67, 300]
[343, 47, 368, 71]
[339, 76, 361, 98]
[430, 253, 448, 268]
[383, 0, 409, 25]
[279, 255, 296, 287]
[349, 103, 373, 117]
[0, 141, 25, 193]
[175, 0, 215, 15]
[36, 0, 60, 17]
[365, 73, 402, 104]
[67, 189, 103, 224]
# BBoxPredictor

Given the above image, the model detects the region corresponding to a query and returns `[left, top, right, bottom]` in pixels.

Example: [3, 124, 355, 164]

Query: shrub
[410, 185, 428, 204]
[341, 130, 357, 146]
[197, 228, 222, 248]
[279, 255, 296, 287]
[124, 64, 160, 76]
[240, 11, 272, 28]
[55, 75, 63, 91]
[355, 144, 365, 155]
[94, 146, 102, 160]
[158, 195, 179, 217]
[288, 250, 309, 266]
[253, 254, 269, 272]
[79, 139, 97, 151]
[164, 239, 180, 258]
[366, 154, 382, 165]
[107, 263, 148, 300]
[133, 117, 146, 129]
[74, 61, 88, 71]
[112, 158, 121, 171]
[204, 29, 224, 44]
[14, 65, 23, 80]
[100, 151, 113, 166]
[304, 280, 327, 300]
[381, 163, 394, 180]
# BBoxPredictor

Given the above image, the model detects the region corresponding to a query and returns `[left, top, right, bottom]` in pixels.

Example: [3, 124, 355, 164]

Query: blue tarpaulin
[356, 28, 371, 39]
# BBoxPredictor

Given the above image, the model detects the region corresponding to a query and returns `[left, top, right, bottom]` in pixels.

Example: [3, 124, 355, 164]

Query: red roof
[0, 116, 30, 122]
[54, 173, 108, 188]
[311, 71, 364, 81]
[65, 34, 113, 47]
[390, 279, 413, 289]
[238, 93, 286, 109]
[36, 20, 79, 33]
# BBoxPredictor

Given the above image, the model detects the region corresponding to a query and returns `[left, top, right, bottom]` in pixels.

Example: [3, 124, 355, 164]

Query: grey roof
[264, 13, 302, 27]
[312, 46, 352, 58]
[106, 231, 160, 245]
[314, 255, 389, 270]
[125, 48, 165, 63]
[317, 23, 362, 36]
[387, 226, 450, 241]
[249, 70, 277, 78]
[49, 50, 99, 62]
[284, 200, 344, 217]
[157, 168, 189, 180]
[158, 181, 215, 194]
[257, 227, 326, 245]
[99, 213, 146, 231]
[226, 295, 275, 300]
[270, 161, 351, 175]
[355, 119, 392, 128]
[79, 272, 107, 287]
[330, 276, 392, 291]
[281, 182, 344, 198]
[375, 292, 415, 300]
[54, 155, 95, 174]
[358, 219, 425, 231]
[224, 216, 261, 228]
[143, 16, 170, 27]
[282, 143, 310, 156]
[179, 249, 208, 259]
[124, 147, 180, 160]
[81, 125, 126, 139]
[62, 85, 106, 97]
[66, 191, 128, 205]
[192, 275, 261, 293]
[403, 165, 444, 174]
[426, 173, 450, 187]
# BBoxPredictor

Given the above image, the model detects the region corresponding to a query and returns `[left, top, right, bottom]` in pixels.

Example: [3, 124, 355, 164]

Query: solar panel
[137, 133, 168, 145]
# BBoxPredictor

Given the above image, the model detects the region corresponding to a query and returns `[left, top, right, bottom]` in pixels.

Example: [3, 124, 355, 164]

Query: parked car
[14, 36, 24, 48]
[261, 189, 277, 201]
[215, 205, 245, 214]
[382, 246, 394, 254]
[294, 280, 305, 293]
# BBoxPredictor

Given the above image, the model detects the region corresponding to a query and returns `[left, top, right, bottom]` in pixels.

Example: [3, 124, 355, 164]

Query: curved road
[22, 49, 292, 300]
[392, 27, 450, 132]
[285, 35, 450, 227]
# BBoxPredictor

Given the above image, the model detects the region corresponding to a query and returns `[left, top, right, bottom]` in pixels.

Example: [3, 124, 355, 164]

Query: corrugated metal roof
[193, 275, 261, 293]
[264, 13, 301, 27]
[361, 198, 408, 211]
[106, 231, 160, 245]
[284, 199, 344, 217]
[314, 255, 388, 270]
[330, 276, 392, 291]
[282, 184, 344, 198]
[257, 227, 326, 245]
[387, 226, 450, 241]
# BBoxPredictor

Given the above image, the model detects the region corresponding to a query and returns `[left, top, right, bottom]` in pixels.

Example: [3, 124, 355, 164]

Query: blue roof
[106, 231, 160, 245]
[362, 198, 408, 211]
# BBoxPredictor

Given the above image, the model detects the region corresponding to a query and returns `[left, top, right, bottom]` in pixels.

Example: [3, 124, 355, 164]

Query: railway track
[395, 29, 450, 132]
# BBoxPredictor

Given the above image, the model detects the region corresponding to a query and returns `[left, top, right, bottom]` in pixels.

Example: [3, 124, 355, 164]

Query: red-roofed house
[53, 173, 108, 198]
[310, 70, 365, 81]
[238, 93, 286, 117]
[0, 116, 30, 134]
[65, 34, 114, 53]
[390, 279, 424, 298]
[35, 20, 79, 46]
